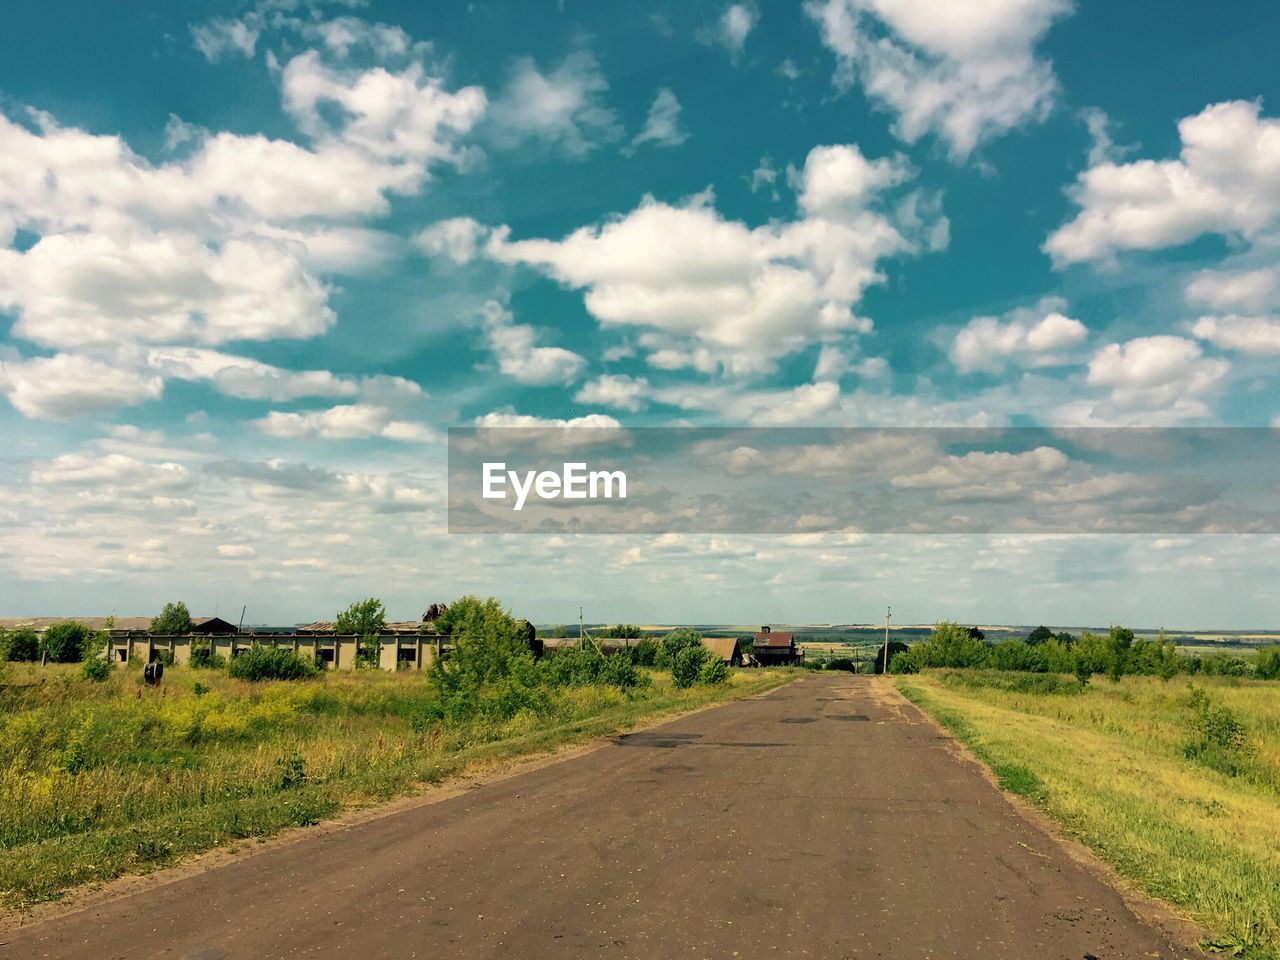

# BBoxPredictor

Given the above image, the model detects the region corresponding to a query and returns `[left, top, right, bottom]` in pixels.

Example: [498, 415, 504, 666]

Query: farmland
[898, 671, 1280, 959]
[0, 659, 790, 912]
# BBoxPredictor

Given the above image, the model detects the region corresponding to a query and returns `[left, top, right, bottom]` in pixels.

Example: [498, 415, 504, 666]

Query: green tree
[150, 601, 193, 634]
[608, 624, 643, 639]
[898, 621, 989, 671]
[42, 621, 91, 663]
[430, 596, 546, 720]
[4, 626, 40, 661]
[671, 644, 709, 688]
[1255, 646, 1280, 681]
[659, 628, 702, 666]
[1026, 625, 1053, 645]
[335, 598, 387, 667]
[1106, 625, 1135, 683]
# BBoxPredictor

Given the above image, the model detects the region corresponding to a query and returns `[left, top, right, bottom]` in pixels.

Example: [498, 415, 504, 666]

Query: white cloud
[487, 52, 621, 156]
[191, 17, 260, 63]
[1086, 335, 1229, 409]
[479, 301, 586, 385]
[700, 4, 757, 62]
[806, 0, 1072, 159]
[413, 216, 488, 263]
[629, 88, 689, 152]
[474, 412, 622, 429]
[145, 347, 420, 402]
[0, 232, 334, 349]
[1191, 315, 1280, 355]
[574, 374, 650, 412]
[949, 299, 1087, 373]
[31, 453, 194, 498]
[1046, 101, 1280, 265]
[891, 446, 1069, 500]
[217, 543, 256, 558]
[255, 404, 435, 442]
[1185, 267, 1280, 313]
[428, 144, 944, 372]
[1, 353, 164, 419]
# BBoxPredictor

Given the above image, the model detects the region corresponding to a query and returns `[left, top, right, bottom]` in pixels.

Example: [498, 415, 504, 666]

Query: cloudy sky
[1, 0, 1279, 629]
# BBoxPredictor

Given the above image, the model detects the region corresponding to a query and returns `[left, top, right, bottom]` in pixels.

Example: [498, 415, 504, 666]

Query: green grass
[897, 670, 1280, 959]
[0, 662, 792, 910]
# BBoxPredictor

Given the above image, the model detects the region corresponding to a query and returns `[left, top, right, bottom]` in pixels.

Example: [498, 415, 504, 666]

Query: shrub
[227, 645, 319, 681]
[82, 657, 112, 682]
[42, 621, 91, 663]
[189, 643, 227, 670]
[430, 596, 546, 721]
[4, 626, 40, 661]
[154, 648, 175, 667]
[1255, 646, 1280, 681]
[659, 628, 703, 667]
[698, 657, 729, 685]
[625, 638, 660, 667]
[672, 644, 709, 688]
[150, 601, 192, 635]
[539, 648, 646, 689]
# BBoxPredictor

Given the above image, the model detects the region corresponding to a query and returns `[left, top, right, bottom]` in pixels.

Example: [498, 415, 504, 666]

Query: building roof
[702, 637, 739, 663]
[753, 631, 794, 647]
[299, 621, 428, 633]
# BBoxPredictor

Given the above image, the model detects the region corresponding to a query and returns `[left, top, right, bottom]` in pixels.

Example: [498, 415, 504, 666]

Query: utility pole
[579, 606, 584, 648]
[880, 609, 890, 675]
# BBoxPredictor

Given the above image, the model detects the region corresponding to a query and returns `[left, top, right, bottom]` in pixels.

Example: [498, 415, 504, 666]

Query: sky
[1, 0, 1279, 629]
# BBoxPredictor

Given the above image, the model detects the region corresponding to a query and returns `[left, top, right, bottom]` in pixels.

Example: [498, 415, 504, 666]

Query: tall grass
[898, 671, 1280, 959]
[0, 662, 789, 909]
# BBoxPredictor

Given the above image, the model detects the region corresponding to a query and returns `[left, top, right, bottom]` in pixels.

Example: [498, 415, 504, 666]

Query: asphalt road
[3, 675, 1190, 959]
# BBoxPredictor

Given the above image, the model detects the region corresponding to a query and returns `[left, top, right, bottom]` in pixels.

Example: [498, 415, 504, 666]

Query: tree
[335, 598, 387, 667]
[430, 596, 547, 720]
[4, 626, 40, 661]
[608, 625, 643, 639]
[672, 644, 709, 688]
[150, 601, 192, 634]
[1105, 625, 1135, 683]
[1026, 625, 1053, 646]
[896, 622, 988, 672]
[659, 628, 702, 666]
[42, 621, 91, 663]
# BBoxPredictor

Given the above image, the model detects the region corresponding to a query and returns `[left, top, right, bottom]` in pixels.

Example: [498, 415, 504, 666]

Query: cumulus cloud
[1086, 335, 1229, 410]
[573, 374, 650, 412]
[422, 144, 945, 373]
[1046, 101, 1280, 265]
[487, 51, 621, 156]
[1185, 267, 1280, 313]
[145, 347, 421, 402]
[1, 353, 164, 419]
[0, 233, 335, 350]
[255, 404, 435, 442]
[628, 88, 689, 152]
[1191, 315, 1280, 355]
[949, 298, 1087, 373]
[806, 0, 1072, 159]
[891, 446, 1069, 501]
[479, 301, 586, 385]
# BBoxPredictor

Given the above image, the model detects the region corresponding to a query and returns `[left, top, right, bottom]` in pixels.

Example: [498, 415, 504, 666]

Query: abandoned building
[752, 626, 803, 666]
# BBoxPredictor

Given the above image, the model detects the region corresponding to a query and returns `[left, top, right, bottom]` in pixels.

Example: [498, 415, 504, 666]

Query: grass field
[897, 671, 1280, 959]
[0, 662, 791, 911]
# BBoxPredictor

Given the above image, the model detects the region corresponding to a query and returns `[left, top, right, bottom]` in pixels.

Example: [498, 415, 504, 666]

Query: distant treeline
[888, 622, 1280, 683]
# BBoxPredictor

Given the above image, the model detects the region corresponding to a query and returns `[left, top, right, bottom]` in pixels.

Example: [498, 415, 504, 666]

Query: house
[702, 637, 742, 666]
[752, 626, 802, 666]
[190, 616, 238, 635]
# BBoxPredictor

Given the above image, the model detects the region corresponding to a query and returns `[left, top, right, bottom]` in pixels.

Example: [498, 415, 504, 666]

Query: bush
[659, 629, 703, 667]
[1255, 646, 1280, 680]
[189, 643, 227, 670]
[42, 621, 91, 663]
[82, 657, 112, 682]
[672, 644, 709, 688]
[430, 596, 546, 721]
[150, 601, 192, 635]
[698, 657, 729, 685]
[539, 648, 646, 689]
[227, 645, 319, 682]
[154, 648, 175, 667]
[625, 639, 660, 667]
[4, 626, 40, 662]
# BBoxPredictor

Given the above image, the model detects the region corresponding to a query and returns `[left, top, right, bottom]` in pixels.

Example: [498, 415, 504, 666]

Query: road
[2, 675, 1190, 959]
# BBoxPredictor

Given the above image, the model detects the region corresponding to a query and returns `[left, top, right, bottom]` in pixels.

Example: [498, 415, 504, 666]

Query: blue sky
[1, 0, 1279, 628]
